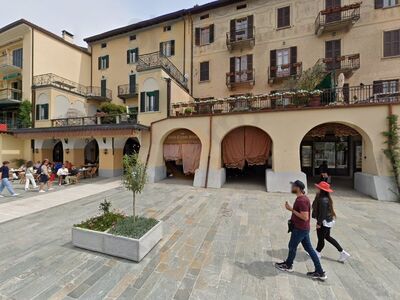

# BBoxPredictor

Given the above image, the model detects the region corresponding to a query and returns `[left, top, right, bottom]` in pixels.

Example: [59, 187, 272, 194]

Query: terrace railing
[226, 69, 255, 89]
[118, 84, 138, 100]
[0, 88, 22, 102]
[51, 113, 138, 128]
[226, 27, 255, 50]
[318, 54, 360, 73]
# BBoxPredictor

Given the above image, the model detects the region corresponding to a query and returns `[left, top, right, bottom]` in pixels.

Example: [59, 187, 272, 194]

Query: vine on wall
[383, 114, 400, 200]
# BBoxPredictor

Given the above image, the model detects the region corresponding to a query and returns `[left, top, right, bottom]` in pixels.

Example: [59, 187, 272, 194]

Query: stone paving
[0, 181, 399, 299]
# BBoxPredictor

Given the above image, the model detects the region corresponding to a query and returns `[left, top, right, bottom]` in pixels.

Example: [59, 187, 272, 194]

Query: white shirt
[57, 168, 69, 176]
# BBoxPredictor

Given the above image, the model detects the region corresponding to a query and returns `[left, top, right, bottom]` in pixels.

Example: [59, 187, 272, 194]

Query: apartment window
[277, 6, 290, 28]
[140, 91, 159, 112]
[195, 25, 215, 46]
[237, 4, 247, 10]
[101, 43, 107, 48]
[270, 47, 298, 78]
[12, 48, 23, 68]
[160, 40, 175, 57]
[98, 55, 109, 70]
[229, 16, 254, 41]
[200, 14, 209, 20]
[36, 104, 49, 120]
[200, 61, 210, 81]
[384, 29, 400, 57]
[373, 79, 399, 94]
[229, 54, 253, 82]
[163, 25, 172, 32]
[376, 0, 399, 8]
[129, 34, 137, 41]
[127, 48, 139, 64]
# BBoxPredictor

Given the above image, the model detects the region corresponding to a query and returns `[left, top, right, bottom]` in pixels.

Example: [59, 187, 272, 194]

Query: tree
[122, 154, 147, 217]
[17, 100, 32, 128]
[383, 114, 400, 200]
[284, 63, 327, 91]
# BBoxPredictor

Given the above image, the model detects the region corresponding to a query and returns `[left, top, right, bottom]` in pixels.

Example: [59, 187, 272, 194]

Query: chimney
[62, 30, 74, 44]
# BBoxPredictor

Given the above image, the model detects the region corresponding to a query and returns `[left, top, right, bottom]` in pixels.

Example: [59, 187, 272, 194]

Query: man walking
[275, 180, 327, 281]
[0, 161, 19, 197]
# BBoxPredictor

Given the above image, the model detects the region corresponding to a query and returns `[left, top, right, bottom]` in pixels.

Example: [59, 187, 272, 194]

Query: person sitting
[65, 161, 73, 171]
[65, 167, 81, 185]
[56, 164, 69, 186]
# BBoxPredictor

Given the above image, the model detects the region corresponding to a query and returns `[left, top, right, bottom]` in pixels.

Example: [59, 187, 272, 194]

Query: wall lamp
[104, 149, 108, 155]
[35, 148, 39, 154]
[65, 148, 70, 154]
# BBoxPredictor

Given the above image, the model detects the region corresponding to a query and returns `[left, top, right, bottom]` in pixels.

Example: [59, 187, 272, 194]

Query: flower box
[72, 221, 163, 262]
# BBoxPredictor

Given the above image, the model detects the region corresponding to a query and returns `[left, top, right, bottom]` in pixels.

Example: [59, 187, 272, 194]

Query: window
[12, 48, 23, 68]
[376, 0, 399, 8]
[101, 43, 107, 48]
[200, 14, 209, 20]
[237, 4, 247, 10]
[229, 54, 253, 82]
[163, 25, 172, 32]
[101, 79, 107, 98]
[36, 104, 49, 120]
[270, 47, 298, 78]
[98, 55, 109, 70]
[129, 34, 136, 41]
[384, 29, 400, 57]
[195, 25, 215, 46]
[276, 48, 290, 77]
[140, 91, 160, 112]
[127, 48, 139, 64]
[229, 16, 254, 41]
[374, 79, 399, 93]
[277, 6, 290, 28]
[160, 40, 175, 57]
[200, 61, 210, 81]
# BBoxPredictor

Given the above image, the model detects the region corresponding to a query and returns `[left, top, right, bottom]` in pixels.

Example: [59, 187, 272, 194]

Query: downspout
[205, 115, 213, 188]
[183, 16, 186, 76]
[189, 14, 194, 96]
[31, 28, 35, 127]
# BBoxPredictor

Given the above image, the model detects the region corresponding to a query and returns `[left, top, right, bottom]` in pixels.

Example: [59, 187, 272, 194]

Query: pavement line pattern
[0, 179, 121, 224]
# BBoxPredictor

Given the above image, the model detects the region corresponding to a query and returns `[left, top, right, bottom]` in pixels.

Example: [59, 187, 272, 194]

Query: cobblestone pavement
[0, 182, 399, 299]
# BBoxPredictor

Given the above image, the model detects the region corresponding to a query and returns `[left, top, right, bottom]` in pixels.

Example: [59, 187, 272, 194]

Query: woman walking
[24, 161, 37, 191]
[312, 181, 350, 263]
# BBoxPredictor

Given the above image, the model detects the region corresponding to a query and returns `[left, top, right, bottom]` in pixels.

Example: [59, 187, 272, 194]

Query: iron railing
[0, 88, 22, 102]
[137, 52, 188, 90]
[318, 54, 360, 72]
[51, 113, 138, 128]
[315, 3, 361, 34]
[269, 62, 303, 82]
[226, 69, 255, 88]
[170, 84, 400, 117]
[33, 73, 112, 100]
[118, 84, 138, 98]
[226, 27, 255, 49]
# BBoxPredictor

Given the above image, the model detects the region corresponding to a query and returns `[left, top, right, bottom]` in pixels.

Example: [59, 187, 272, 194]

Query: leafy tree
[122, 154, 147, 217]
[383, 114, 400, 200]
[17, 100, 32, 128]
[99, 103, 126, 115]
[284, 63, 327, 91]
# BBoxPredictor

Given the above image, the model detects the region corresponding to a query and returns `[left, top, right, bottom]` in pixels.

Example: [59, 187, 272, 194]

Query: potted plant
[309, 90, 323, 107]
[72, 154, 163, 262]
[184, 107, 194, 116]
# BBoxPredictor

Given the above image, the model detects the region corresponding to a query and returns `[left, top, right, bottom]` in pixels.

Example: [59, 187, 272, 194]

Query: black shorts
[39, 174, 49, 183]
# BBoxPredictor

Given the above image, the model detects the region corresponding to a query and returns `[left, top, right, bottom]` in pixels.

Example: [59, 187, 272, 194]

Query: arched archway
[300, 122, 363, 190]
[53, 141, 64, 163]
[163, 129, 202, 184]
[221, 126, 272, 189]
[84, 139, 99, 164]
[123, 138, 141, 156]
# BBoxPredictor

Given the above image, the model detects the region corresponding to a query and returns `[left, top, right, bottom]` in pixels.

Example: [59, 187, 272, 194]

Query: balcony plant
[184, 107, 194, 116]
[16, 100, 32, 128]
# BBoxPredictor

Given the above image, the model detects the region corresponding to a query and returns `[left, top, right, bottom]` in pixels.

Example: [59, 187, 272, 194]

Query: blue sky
[0, 0, 210, 46]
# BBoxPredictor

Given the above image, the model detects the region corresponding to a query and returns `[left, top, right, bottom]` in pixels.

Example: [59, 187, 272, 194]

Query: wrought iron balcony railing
[226, 27, 255, 51]
[118, 84, 138, 100]
[226, 69, 255, 89]
[0, 88, 22, 103]
[136, 52, 188, 90]
[315, 2, 361, 35]
[269, 62, 303, 83]
[51, 113, 138, 128]
[86, 86, 112, 101]
[319, 54, 360, 74]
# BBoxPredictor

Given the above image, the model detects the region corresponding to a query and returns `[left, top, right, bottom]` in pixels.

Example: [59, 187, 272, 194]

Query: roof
[0, 19, 90, 55]
[84, 0, 244, 43]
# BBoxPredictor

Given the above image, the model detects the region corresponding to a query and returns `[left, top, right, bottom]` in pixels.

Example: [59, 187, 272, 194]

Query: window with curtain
[276, 48, 290, 77]
[140, 90, 160, 112]
[12, 48, 23, 68]
[160, 40, 175, 57]
[127, 48, 138, 64]
[36, 104, 49, 120]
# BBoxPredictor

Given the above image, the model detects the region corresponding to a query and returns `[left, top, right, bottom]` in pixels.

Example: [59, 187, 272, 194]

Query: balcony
[33, 73, 112, 101]
[137, 52, 188, 90]
[170, 84, 400, 117]
[226, 27, 255, 51]
[51, 113, 138, 128]
[315, 3, 361, 36]
[118, 84, 138, 100]
[268, 62, 303, 84]
[319, 54, 360, 76]
[226, 69, 255, 90]
[0, 54, 22, 75]
[0, 88, 22, 105]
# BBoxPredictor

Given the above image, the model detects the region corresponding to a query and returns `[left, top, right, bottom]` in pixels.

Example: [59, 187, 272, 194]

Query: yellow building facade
[1, 0, 400, 200]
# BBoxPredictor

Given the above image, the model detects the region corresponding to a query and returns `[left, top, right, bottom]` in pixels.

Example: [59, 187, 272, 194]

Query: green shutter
[140, 92, 146, 112]
[154, 90, 160, 111]
[43, 104, 49, 120]
[36, 105, 40, 120]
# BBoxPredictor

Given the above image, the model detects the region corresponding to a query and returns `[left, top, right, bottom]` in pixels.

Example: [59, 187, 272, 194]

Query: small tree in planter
[122, 153, 147, 217]
[17, 100, 32, 128]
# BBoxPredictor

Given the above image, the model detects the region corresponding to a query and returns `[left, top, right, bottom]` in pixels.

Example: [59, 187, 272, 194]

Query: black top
[312, 196, 333, 226]
[0, 166, 9, 179]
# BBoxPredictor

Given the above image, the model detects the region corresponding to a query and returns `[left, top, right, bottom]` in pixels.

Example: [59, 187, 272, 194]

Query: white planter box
[71, 221, 163, 262]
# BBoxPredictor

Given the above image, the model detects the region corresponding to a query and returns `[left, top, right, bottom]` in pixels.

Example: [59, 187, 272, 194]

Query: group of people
[0, 159, 81, 197]
[275, 180, 350, 281]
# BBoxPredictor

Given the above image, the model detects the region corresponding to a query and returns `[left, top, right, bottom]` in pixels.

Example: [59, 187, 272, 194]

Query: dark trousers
[285, 228, 324, 274]
[316, 226, 343, 252]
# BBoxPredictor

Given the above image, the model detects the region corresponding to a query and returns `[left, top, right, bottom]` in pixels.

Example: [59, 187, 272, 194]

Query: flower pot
[309, 95, 321, 107]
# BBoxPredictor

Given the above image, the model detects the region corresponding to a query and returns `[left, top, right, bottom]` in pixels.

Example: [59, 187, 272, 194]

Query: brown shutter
[105, 55, 109, 68]
[247, 54, 253, 80]
[195, 28, 201, 46]
[375, 0, 383, 9]
[98, 57, 101, 69]
[247, 15, 254, 38]
[384, 31, 391, 57]
[290, 47, 297, 76]
[159, 42, 163, 55]
[277, 8, 283, 28]
[284, 7, 290, 27]
[209, 24, 215, 43]
[270, 50, 277, 78]
[230, 57, 236, 83]
[170, 40, 175, 56]
[127, 50, 130, 64]
[230, 19, 236, 42]
[140, 92, 146, 112]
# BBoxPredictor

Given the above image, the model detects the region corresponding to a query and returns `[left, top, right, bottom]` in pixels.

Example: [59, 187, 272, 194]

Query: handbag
[287, 219, 294, 233]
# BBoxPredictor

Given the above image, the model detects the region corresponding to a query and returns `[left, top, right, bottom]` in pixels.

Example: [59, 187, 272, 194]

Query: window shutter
[129, 74, 136, 94]
[127, 50, 130, 64]
[230, 19, 236, 41]
[200, 62, 209, 81]
[375, 0, 383, 9]
[384, 31, 391, 57]
[209, 24, 215, 43]
[270, 50, 277, 78]
[247, 16, 254, 38]
[373, 80, 383, 94]
[285, 7, 290, 27]
[140, 92, 146, 112]
[170, 40, 175, 56]
[230, 57, 236, 83]
[36, 105, 40, 120]
[195, 28, 201, 46]
[105, 55, 109, 68]
[247, 54, 253, 80]
[98, 57, 101, 69]
[159, 42, 163, 55]
[43, 104, 49, 120]
[135, 48, 139, 62]
[290, 47, 297, 76]
[154, 90, 160, 111]
[277, 8, 283, 28]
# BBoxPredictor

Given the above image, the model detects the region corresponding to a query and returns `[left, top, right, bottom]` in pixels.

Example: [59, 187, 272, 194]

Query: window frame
[127, 48, 139, 64]
[383, 29, 400, 58]
[160, 40, 175, 57]
[36, 103, 49, 120]
[199, 61, 210, 82]
[277, 5, 291, 29]
[200, 26, 211, 46]
[383, 0, 399, 8]
[99, 55, 109, 70]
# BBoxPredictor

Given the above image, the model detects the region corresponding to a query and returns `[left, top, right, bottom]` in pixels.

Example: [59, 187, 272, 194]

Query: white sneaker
[11, 194, 19, 197]
[39, 190, 46, 193]
[0, 195, 4, 198]
[316, 250, 322, 259]
[338, 251, 350, 263]
[48, 188, 54, 191]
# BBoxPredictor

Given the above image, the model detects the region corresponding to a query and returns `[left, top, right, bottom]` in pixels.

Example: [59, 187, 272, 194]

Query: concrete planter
[72, 221, 163, 262]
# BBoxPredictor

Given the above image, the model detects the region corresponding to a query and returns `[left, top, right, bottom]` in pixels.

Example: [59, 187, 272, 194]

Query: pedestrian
[312, 181, 350, 262]
[24, 161, 38, 191]
[275, 180, 327, 281]
[319, 161, 329, 182]
[0, 161, 19, 197]
[38, 159, 54, 193]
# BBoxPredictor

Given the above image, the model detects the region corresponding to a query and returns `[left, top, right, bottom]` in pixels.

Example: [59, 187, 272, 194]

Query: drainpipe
[165, 78, 171, 117]
[31, 28, 35, 127]
[189, 14, 194, 96]
[205, 115, 213, 188]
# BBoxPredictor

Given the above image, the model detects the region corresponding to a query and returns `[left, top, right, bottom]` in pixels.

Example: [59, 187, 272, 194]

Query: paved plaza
[0, 180, 399, 299]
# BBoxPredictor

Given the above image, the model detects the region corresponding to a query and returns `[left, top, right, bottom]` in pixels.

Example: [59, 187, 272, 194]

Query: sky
[0, 0, 210, 46]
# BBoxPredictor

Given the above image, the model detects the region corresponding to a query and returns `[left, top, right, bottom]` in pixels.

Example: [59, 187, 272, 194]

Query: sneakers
[0, 195, 3, 198]
[39, 190, 46, 193]
[306, 250, 321, 259]
[11, 193, 19, 197]
[274, 262, 294, 273]
[307, 271, 328, 281]
[48, 188, 54, 191]
[338, 250, 350, 263]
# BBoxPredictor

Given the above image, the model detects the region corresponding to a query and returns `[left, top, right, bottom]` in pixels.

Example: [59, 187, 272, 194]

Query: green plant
[184, 107, 193, 115]
[11, 159, 26, 168]
[17, 100, 32, 128]
[74, 212, 126, 232]
[99, 198, 112, 215]
[284, 63, 326, 91]
[383, 114, 400, 200]
[109, 216, 158, 239]
[99, 103, 126, 115]
[122, 154, 147, 217]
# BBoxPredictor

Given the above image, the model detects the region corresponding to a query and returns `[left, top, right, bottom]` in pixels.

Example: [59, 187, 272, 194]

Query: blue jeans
[285, 227, 324, 274]
[0, 178, 16, 195]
